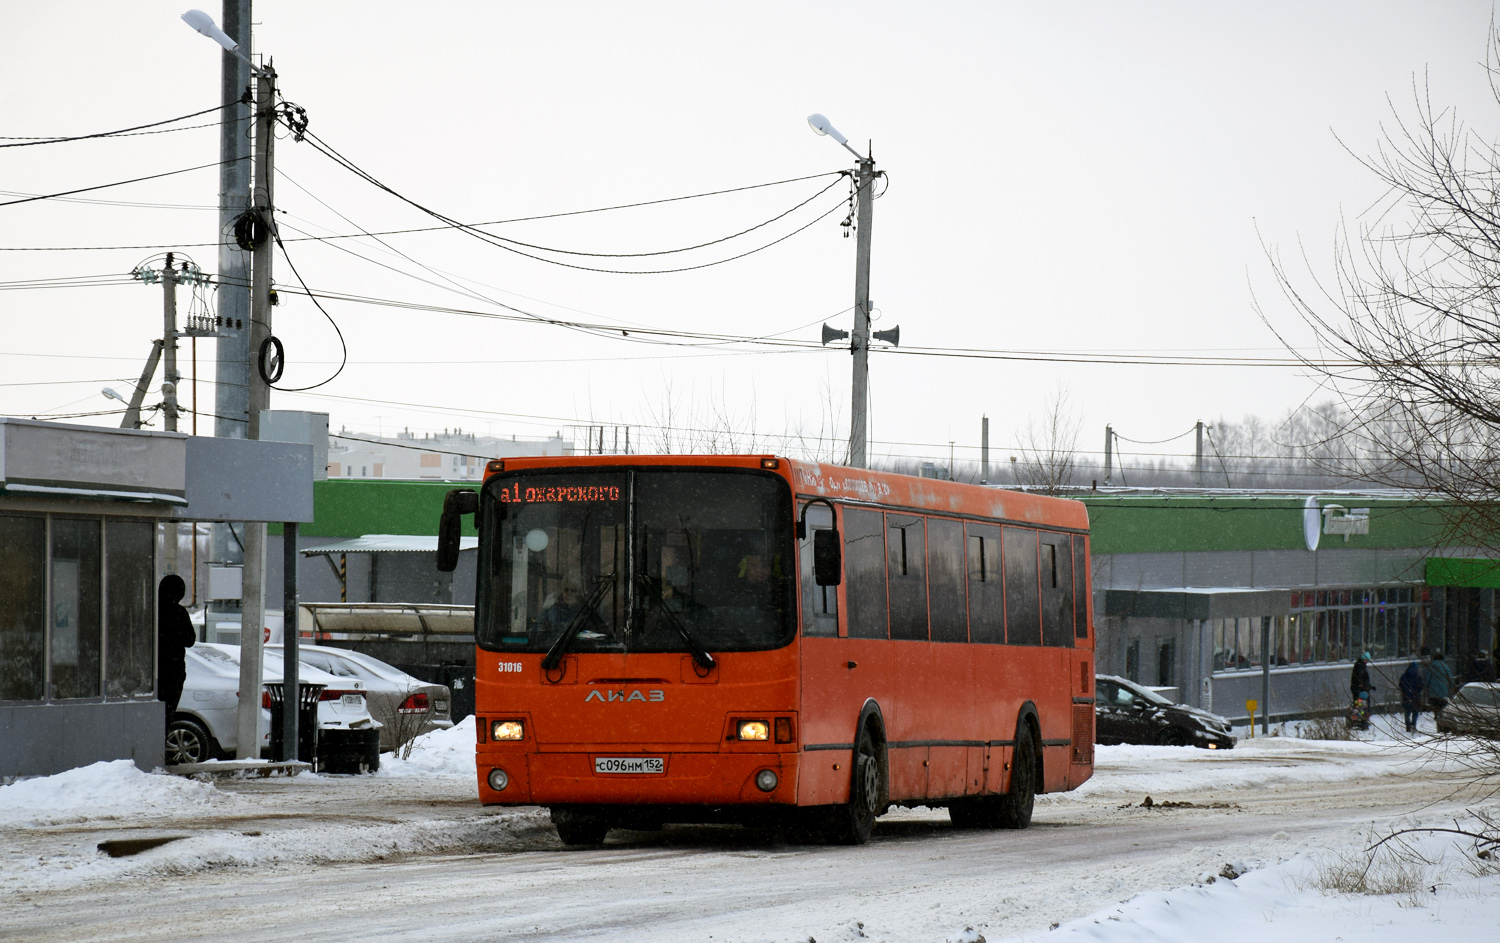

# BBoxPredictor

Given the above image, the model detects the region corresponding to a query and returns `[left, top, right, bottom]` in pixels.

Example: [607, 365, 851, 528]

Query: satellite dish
[1303, 496, 1321, 551]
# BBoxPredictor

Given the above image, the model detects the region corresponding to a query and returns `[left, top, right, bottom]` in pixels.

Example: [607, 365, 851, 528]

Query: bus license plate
[594, 757, 665, 774]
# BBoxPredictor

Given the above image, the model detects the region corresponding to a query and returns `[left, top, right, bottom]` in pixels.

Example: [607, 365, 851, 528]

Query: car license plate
[341, 694, 363, 707]
[594, 757, 664, 774]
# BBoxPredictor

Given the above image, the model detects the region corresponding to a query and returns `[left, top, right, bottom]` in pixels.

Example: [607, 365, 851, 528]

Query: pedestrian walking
[1398, 660, 1423, 733]
[157, 574, 196, 731]
[1468, 650, 1496, 684]
[1425, 650, 1456, 724]
[1349, 651, 1373, 731]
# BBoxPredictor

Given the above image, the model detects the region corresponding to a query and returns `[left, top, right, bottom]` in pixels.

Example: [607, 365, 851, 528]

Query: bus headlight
[737, 720, 770, 741]
[492, 720, 524, 741]
[755, 769, 778, 792]
[488, 767, 509, 791]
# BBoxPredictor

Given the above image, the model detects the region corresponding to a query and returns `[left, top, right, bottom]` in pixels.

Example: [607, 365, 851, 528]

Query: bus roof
[486, 454, 1090, 532]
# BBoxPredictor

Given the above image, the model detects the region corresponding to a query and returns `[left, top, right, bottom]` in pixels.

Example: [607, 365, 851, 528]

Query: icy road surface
[2, 719, 1497, 943]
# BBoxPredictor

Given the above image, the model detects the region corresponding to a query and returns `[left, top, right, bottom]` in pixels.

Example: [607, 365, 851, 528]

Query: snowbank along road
[2, 720, 1497, 943]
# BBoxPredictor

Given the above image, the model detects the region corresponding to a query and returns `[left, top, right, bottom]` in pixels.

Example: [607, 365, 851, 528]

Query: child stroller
[1347, 691, 1372, 731]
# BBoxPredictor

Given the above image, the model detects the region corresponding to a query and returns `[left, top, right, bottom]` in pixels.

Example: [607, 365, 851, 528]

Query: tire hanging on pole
[258, 335, 285, 385]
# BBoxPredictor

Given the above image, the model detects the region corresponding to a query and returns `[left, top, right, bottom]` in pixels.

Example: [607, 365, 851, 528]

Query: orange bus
[437, 454, 1095, 845]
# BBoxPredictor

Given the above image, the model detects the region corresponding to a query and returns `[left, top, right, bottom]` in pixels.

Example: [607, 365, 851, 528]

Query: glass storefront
[1212, 585, 1426, 672]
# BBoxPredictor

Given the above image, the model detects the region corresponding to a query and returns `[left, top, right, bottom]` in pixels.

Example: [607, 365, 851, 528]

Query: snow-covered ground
[2, 719, 1497, 942]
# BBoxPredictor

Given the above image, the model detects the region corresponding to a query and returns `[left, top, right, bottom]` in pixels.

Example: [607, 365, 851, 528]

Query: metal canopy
[300, 534, 477, 555]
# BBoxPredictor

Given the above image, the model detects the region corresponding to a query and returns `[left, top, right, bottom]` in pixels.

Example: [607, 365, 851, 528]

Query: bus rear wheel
[996, 723, 1037, 829]
[551, 807, 611, 846]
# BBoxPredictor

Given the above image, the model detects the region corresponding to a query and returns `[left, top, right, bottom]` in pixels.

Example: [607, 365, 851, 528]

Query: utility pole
[981, 415, 990, 484]
[236, 61, 277, 760]
[161, 253, 181, 432]
[1103, 424, 1113, 486]
[215, 0, 253, 443]
[1195, 420, 1205, 488]
[808, 115, 894, 470]
[205, 0, 255, 752]
[162, 252, 181, 578]
[848, 155, 876, 469]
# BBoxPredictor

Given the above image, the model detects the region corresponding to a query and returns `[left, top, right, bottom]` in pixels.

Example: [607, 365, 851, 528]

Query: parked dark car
[1095, 674, 1236, 749]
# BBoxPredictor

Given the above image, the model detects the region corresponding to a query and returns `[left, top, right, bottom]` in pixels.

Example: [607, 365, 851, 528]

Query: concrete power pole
[210, 0, 252, 679]
[215, 0, 253, 443]
[981, 415, 990, 484]
[1103, 424, 1113, 486]
[161, 253, 181, 433]
[1195, 420, 1205, 488]
[236, 62, 277, 760]
[162, 253, 182, 577]
[848, 156, 876, 469]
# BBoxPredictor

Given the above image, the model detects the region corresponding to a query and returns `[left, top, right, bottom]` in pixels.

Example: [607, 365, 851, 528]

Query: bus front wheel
[825, 727, 882, 845]
[551, 807, 611, 846]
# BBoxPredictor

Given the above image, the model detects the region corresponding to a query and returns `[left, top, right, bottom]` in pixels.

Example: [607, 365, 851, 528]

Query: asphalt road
[0, 746, 1480, 943]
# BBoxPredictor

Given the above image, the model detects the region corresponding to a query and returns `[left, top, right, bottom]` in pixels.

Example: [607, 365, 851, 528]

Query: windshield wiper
[541, 574, 616, 672]
[639, 575, 717, 671]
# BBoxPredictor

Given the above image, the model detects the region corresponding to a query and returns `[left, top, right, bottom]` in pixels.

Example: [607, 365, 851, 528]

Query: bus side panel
[969, 644, 1078, 795]
[797, 636, 865, 806]
[881, 641, 930, 802]
[885, 640, 974, 802]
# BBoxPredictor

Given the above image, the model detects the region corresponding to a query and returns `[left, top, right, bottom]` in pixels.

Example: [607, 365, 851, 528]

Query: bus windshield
[476, 468, 795, 655]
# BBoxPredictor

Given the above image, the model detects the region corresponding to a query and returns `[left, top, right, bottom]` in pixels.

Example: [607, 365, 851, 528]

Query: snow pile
[0, 807, 558, 896]
[998, 823, 1500, 943]
[0, 760, 229, 826]
[1057, 736, 1435, 801]
[377, 714, 475, 777]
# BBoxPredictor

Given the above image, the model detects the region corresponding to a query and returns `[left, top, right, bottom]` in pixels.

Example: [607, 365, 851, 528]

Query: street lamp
[181, 9, 261, 72]
[808, 113, 895, 469]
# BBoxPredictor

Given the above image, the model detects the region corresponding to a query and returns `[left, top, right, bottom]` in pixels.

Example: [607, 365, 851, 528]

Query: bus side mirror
[437, 489, 479, 572]
[813, 528, 842, 586]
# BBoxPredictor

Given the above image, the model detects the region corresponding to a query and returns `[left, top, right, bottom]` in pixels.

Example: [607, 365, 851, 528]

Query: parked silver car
[168, 644, 381, 769]
[1436, 682, 1500, 737]
[269, 644, 452, 752]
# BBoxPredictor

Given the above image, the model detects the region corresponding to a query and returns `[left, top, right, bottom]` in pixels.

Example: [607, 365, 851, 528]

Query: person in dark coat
[1468, 650, 1496, 684]
[1349, 651, 1373, 731]
[1398, 661, 1424, 733]
[157, 574, 196, 728]
[1425, 650, 1456, 721]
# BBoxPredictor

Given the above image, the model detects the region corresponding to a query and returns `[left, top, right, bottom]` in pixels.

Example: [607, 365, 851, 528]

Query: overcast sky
[3, 2, 1496, 473]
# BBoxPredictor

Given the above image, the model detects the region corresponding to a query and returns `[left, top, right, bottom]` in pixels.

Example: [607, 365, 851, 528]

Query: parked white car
[168, 643, 382, 772]
[269, 644, 453, 752]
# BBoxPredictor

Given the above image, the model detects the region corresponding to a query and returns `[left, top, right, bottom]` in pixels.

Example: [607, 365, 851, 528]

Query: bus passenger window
[1003, 527, 1041, 646]
[967, 524, 1004, 644]
[799, 503, 838, 637]
[928, 518, 967, 643]
[1040, 533, 1074, 648]
[1073, 535, 1089, 639]
[843, 509, 888, 639]
[886, 515, 927, 641]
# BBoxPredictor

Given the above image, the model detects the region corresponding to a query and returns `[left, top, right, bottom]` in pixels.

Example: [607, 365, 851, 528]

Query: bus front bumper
[477, 749, 799, 806]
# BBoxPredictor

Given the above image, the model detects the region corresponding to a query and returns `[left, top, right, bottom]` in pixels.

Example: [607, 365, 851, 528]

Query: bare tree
[1260, 32, 1500, 547]
[1010, 386, 1082, 495]
[1260, 28, 1500, 812]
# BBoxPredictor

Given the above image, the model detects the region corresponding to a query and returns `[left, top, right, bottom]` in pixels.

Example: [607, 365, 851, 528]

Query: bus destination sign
[496, 482, 621, 504]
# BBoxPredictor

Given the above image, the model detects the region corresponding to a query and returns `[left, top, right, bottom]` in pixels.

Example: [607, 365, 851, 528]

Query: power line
[0, 103, 231, 148]
[296, 127, 853, 275]
[0, 157, 250, 208]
